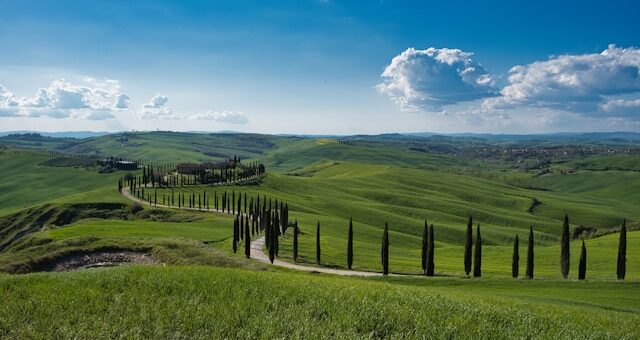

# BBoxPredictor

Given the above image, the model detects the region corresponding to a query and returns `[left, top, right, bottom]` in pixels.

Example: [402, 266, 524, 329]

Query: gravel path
[122, 187, 382, 276]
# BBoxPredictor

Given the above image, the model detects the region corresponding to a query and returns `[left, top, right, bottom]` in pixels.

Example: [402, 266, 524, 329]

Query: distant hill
[0, 131, 114, 139]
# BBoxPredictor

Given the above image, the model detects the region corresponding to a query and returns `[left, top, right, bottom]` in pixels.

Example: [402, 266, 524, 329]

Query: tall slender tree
[561, 214, 571, 279]
[464, 215, 473, 276]
[473, 224, 482, 277]
[422, 220, 428, 275]
[347, 218, 354, 269]
[512, 235, 519, 278]
[293, 220, 299, 262]
[244, 217, 251, 258]
[232, 217, 238, 254]
[578, 240, 587, 280]
[382, 222, 389, 275]
[526, 226, 534, 279]
[316, 221, 321, 265]
[427, 224, 435, 276]
[268, 218, 275, 264]
[616, 219, 627, 280]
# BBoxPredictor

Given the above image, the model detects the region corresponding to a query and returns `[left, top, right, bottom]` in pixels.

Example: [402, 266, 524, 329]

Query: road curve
[121, 187, 383, 276]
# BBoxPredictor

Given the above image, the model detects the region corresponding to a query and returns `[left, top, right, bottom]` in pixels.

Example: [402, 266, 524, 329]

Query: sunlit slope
[262, 139, 484, 173]
[154, 161, 638, 277]
[0, 152, 125, 216]
[62, 132, 288, 162]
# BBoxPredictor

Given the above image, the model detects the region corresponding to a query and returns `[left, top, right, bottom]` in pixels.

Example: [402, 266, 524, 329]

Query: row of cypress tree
[278, 214, 630, 279]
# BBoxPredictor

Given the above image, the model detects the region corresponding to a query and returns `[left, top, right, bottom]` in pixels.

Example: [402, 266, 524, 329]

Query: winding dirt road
[121, 187, 383, 276]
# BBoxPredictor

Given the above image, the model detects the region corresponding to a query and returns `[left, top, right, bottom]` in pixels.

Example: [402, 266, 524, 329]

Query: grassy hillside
[147, 160, 638, 278]
[262, 138, 484, 173]
[1, 133, 639, 337]
[2, 132, 291, 163]
[0, 266, 637, 338]
[0, 151, 126, 216]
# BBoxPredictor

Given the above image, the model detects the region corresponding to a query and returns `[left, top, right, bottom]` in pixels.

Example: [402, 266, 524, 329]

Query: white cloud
[190, 110, 249, 124]
[143, 93, 169, 108]
[138, 93, 176, 119]
[484, 45, 640, 118]
[377, 47, 495, 111]
[115, 93, 130, 109]
[0, 78, 128, 120]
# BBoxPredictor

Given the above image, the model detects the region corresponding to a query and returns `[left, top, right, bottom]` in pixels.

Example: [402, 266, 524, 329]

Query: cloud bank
[484, 44, 640, 118]
[0, 78, 129, 120]
[380, 44, 640, 128]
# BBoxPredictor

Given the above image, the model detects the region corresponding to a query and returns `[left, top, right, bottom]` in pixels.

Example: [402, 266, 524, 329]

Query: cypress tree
[421, 220, 428, 275]
[617, 219, 627, 280]
[427, 224, 435, 276]
[561, 214, 570, 279]
[526, 226, 534, 279]
[512, 235, 519, 278]
[347, 217, 354, 270]
[244, 217, 251, 259]
[316, 221, 321, 265]
[382, 222, 389, 275]
[464, 215, 473, 276]
[293, 220, 299, 262]
[232, 217, 238, 253]
[473, 224, 482, 277]
[578, 240, 587, 280]
[274, 211, 279, 256]
[268, 219, 275, 264]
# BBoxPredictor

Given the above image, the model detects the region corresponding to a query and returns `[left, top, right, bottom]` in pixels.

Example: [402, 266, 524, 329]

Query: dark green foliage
[316, 221, 321, 265]
[464, 215, 473, 276]
[347, 218, 353, 270]
[578, 241, 587, 280]
[244, 217, 250, 259]
[382, 222, 389, 275]
[274, 211, 279, 256]
[473, 224, 482, 277]
[427, 224, 435, 276]
[293, 220, 299, 262]
[617, 220, 627, 280]
[561, 214, 570, 279]
[421, 220, 428, 275]
[526, 226, 534, 279]
[232, 217, 238, 254]
[512, 235, 519, 278]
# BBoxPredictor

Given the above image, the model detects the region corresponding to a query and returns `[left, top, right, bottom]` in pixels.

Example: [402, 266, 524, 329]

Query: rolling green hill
[1, 133, 639, 337]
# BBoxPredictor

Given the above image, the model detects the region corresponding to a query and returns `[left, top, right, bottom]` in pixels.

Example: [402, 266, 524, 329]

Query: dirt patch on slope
[50, 251, 160, 271]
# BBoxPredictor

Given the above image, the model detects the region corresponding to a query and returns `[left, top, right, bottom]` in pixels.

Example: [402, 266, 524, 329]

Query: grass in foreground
[0, 265, 637, 339]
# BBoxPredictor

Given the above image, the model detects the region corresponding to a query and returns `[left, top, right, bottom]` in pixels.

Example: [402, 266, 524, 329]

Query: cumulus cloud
[0, 78, 128, 120]
[190, 110, 249, 124]
[377, 47, 495, 111]
[138, 93, 176, 119]
[484, 44, 640, 118]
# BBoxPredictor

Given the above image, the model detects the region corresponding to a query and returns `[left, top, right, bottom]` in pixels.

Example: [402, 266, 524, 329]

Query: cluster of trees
[128, 159, 265, 189]
[231, 195, 290, 263]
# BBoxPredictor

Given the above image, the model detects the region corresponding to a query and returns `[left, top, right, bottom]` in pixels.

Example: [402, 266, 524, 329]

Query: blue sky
[1, 0, 639, 134]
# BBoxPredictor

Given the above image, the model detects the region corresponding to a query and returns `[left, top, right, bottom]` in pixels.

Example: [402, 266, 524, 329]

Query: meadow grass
[0, 265, 637, 339]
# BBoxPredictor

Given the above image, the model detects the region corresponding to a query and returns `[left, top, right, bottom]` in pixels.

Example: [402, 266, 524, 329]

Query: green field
[0, 132, 639, 337]
[0, 266, 637, 338]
